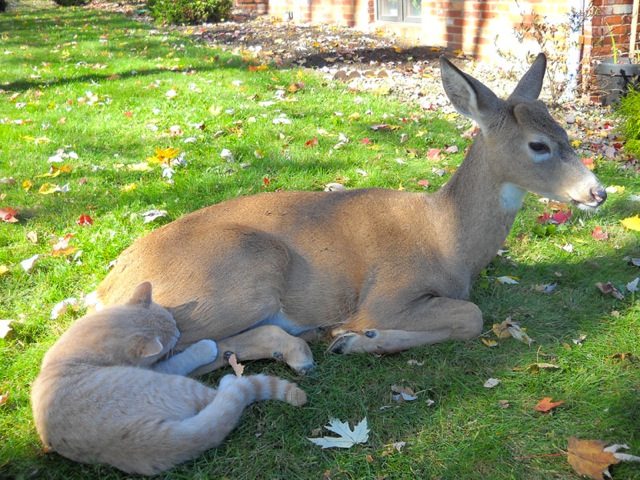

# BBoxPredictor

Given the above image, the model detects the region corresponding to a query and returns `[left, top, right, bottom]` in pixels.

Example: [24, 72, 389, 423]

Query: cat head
[52, 282, 180, 367]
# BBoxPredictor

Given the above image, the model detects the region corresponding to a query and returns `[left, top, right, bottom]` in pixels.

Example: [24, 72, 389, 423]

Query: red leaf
[76, 214, 93, 226]
[581, 157, 595, 170]
[0, 207, 18, 223]
[304, 137, 318, 148]
[124, 111, 133, 118]
[537, 212, 552, 224]
[591, 226, 608, 241]
[262, 177, 270, 186]
[552, 210, 572, 224]
[417, 179, 430, 188]
[427, 148, 441, 161]
[360, 137, 372, 145]
[534, 397, 565, 413]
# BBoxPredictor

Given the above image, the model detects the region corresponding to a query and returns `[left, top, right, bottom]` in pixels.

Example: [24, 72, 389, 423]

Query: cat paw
[190, 339, 218, 364]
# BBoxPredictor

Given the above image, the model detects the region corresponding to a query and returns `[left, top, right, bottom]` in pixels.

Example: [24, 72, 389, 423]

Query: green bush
[53, 0, 90, 5]
[618, 89, 640, 157]
[148, 0, 231, 24]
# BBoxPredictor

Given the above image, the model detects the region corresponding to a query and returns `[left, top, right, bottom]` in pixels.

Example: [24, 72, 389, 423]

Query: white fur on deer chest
[499, 183, 526, 213]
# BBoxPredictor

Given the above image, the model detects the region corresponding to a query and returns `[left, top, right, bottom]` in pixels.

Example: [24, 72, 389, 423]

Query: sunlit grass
[1, 6, 639, 480]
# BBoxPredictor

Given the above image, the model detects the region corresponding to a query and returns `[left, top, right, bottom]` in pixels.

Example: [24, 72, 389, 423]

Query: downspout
[630, 0, 639, 59]
[563, 0, 587, 100]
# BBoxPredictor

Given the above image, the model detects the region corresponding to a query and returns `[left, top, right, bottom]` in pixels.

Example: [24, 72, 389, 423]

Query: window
[377, 0, 421, 23]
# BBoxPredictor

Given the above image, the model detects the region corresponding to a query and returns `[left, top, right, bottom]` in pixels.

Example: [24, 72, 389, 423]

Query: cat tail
[218, 373, 307, 407]
[133, 375, 306, 475]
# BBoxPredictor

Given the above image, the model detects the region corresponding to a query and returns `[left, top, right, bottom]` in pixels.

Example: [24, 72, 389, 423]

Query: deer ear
[509, 53, 546, 101]
[439, 56, 501, 129]
[131, 335, 164, 359]
[127, 282, 152, 308]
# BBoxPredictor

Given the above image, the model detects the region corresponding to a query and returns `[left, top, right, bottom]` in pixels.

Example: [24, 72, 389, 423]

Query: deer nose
[591, 185, 607, 205]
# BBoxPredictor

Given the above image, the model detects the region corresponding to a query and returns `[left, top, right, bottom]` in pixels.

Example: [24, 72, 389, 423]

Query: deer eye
[528, 142, 551, 154]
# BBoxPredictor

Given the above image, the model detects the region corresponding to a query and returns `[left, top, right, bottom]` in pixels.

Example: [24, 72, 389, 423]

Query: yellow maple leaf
[38, 183, 59, 194]
[147, 147, 179, 164]
[22, 179, 33, 191]
[621, 215, 640, 231]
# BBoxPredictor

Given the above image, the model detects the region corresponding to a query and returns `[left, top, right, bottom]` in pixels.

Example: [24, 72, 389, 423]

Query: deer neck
[432, 136, 524, 278]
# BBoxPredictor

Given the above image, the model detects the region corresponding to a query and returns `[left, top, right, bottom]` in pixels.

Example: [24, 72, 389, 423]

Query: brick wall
[590, 0, 637, 59]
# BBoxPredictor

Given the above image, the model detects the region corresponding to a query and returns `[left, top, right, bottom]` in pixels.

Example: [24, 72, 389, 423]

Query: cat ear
[132, 335, 164, 358]
[127, 282, 152, 308]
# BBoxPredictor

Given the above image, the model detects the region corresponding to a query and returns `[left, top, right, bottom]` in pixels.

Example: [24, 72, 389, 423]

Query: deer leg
[189, 325, 315, 376]
[328, 296, 483, 355]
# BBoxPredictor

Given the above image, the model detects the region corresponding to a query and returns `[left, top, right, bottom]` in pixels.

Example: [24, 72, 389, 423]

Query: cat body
[31, 282, 307, 475]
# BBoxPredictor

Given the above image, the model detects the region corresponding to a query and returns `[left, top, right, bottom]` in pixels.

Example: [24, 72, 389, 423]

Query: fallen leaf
[22, 179, 33, 191]
[481, 338, 499, 348]
[581, 157, 596, 170]
[591, 226, 609, 241]
[324, 182, 346, 192]
[0, 207, 18, 223]
[507, 323, 534, 346]
[220, 148, 234, 162]
[496, 276, 519, 285]
[595, 282, 624, 300]
[391, 385, 417, 402]
[567, 437, 637, 480]
[381, 441, 406, 456]
[50, 297, 79, 319]
[610, 352, 636, 362]
[308, 418, 369, 449]
[0, 265, 8, 276]
[76, 214, 93, 226]
[427, 148, 441, 161]
[621, 215, 640, 231]
[527, 363, 560, 373]
[498, 399, 510, 409]
[304, 137, 318, 147]
[484, 378, 500, 388]
[417, 179, 430, 188]
[0, 392, 8, 406]
[535, 397, 564, 413]
[20, 254, 40, 272]
[38, 183, 62, 194]
[406, 359, 424, 366]
[627, 277, 639, 293]
[573, 334, 587, 345]
[26, 231, 38, 244]
[141, 209, 168, 223]
[227, 353, 244, 377]
[492, 319, 513, 339]
[0, 320, 13, 339]
[534, 283, 557, 294]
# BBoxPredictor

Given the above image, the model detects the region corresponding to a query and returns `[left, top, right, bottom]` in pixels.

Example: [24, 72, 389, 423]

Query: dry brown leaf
[0, 392, 8, 407]
[492, 319, 513, 339]
[227, 353, 244, 377]
[568, 438, 619, 480]
[534, 397, 565, 413]
[595, 282, 624, 300]
[481, 338, 499, 347]
[527, 362, 560, 373]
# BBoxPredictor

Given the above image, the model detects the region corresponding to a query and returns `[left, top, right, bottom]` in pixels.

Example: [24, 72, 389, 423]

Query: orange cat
[31, 282, 306, 475]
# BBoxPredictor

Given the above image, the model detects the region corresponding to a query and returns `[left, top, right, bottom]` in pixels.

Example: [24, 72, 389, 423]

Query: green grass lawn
[1, 6, 639, 480]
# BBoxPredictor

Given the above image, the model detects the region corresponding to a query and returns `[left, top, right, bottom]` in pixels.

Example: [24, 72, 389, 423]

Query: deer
[92, 54, 606, 375]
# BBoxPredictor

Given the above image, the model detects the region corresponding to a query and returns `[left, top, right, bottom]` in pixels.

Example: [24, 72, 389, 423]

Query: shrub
[148, 0, 231, 24]
[618, 89, 640, 157]
[53, 0, 90, 5]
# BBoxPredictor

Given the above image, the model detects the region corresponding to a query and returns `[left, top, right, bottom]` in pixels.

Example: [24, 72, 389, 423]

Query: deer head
[440, 53, 606, 211]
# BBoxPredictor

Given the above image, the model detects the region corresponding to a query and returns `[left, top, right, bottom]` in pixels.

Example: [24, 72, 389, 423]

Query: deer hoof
[294, 362, 316, 376]
[327, 332, 357, 354]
